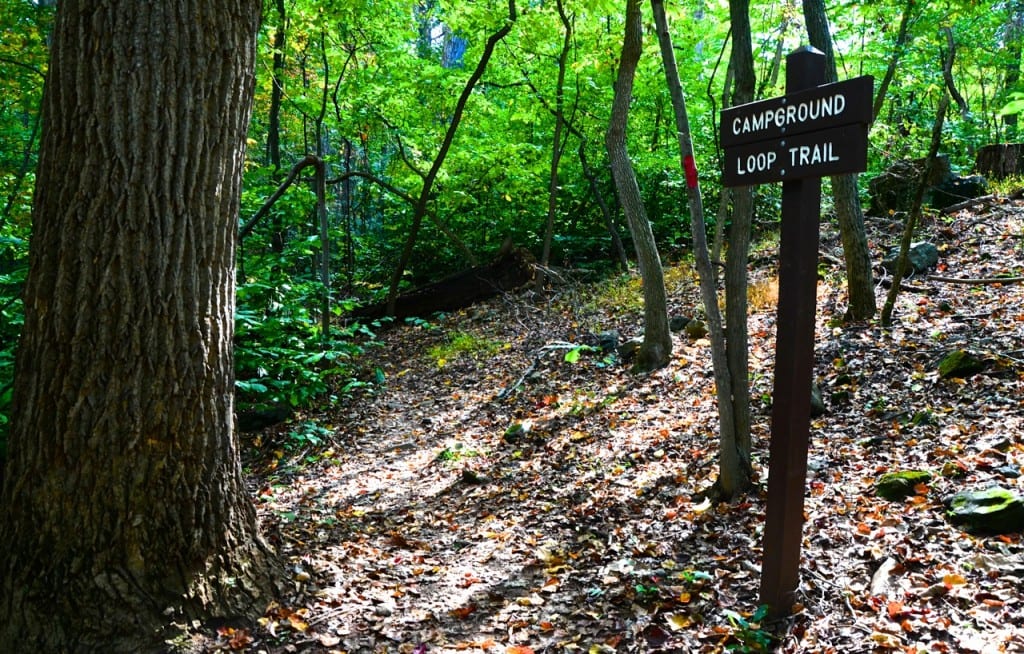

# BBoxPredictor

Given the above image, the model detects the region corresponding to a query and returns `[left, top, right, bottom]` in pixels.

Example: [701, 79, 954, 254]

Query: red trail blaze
[683, 155, 698, 188]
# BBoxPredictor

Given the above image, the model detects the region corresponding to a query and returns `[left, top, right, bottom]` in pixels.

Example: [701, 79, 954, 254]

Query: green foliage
[435, 441, 483, 463]
[427, 330, 505, 367]
[285, 420, 333, 450]
[234, 278, 376, 409]
[2, 0, 1022, 464]
[722, 605, 774, 652]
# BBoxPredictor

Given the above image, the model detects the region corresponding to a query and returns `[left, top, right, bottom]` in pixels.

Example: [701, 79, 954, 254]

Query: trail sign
[721, 74, 872, 187]
[717, 47, 874, 618]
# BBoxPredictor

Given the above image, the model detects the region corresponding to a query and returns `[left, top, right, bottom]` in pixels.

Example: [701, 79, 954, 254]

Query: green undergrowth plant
[234, 279, 380, 411]
[722, 605, 774, 652]
[428, 330, 505, 367]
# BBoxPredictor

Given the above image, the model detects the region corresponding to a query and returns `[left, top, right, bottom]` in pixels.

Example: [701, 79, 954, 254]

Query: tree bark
[0, 2, 281, 651]
[802, 0, 877, 321]
[538, 0, 573, 286]
[724, 0, 756, 476]
[606, 0, 671, 372]
[654, 0, 750, 498]
[872, 0, 916, 122]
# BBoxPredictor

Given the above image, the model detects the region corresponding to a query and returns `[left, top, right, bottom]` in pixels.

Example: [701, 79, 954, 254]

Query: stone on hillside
[875, 470, 932, 501]
[595, 329, 620, 353]
[882, 241, 939, 275]
[946, 487, 1024, 534]
[810, 383, 826, 417]
[931, 174, 987, 209]
[937, 349, 987, 379]
[617, 337, 643, 362]
[669, 315, 692, 332]
[684, 319, 708, 340]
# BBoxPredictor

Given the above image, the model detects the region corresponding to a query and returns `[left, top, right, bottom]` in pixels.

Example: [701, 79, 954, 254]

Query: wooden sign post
[720, 47, 872, 616]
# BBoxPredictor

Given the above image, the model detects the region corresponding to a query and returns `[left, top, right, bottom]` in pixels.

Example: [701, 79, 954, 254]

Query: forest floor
[235, 196, 1024, 654]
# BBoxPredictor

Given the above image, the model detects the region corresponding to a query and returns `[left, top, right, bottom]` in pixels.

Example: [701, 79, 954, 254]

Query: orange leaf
[943, 573, 967, 587]
[856, 522, 872, 535]
[887, 601, 904, 619]
[506, 647, 535, 654]
[451, 605, 477, 619]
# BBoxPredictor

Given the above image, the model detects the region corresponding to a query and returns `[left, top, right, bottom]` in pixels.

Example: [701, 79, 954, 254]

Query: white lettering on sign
[788, 142, 839, 167]
[731, 93, 847, 138]
[736, 150, 777, 176]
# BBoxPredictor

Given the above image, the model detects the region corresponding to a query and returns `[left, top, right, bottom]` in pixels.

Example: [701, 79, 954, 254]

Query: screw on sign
[719, 46, 872, 618]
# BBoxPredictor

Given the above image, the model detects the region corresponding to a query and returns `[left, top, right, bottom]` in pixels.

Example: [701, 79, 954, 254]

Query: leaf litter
[242, 197, 1024, 653]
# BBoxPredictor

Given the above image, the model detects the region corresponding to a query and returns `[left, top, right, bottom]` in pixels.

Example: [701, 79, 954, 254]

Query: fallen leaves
[243, 199, 1024, 653]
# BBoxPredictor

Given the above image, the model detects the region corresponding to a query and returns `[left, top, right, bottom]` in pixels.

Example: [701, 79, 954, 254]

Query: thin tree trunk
[539, 0, 573, 286]
[267, 0, 288, 253]
[386, 0, 518, 315]
[579, 139, 629, 269]
[0, 2, 281, 651]
[802, 0, 876, 321]
[606, 0, 671, 372]
[882, 31, 956, 326]
[653, 0, 749, 497]
[872, 0, 916, 121]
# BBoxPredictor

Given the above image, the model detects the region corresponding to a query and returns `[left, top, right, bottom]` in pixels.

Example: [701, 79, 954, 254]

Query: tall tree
[606, 0, 671, 372]
[802, 0, 877, 321]
[0, 2, 280, 651]
[385, 0, 518, 315]
[652, 0, 750, 497]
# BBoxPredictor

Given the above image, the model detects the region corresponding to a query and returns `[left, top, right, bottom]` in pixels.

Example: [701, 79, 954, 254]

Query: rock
[946, 487, 1024, 534]
[882, 241, 938, 275]
[669, 315, 692, 332]
[868, 156, 951, 214]
[931, 174, 987, 209]
[937, 349, 987, 379]
[996, 465, 1021, 480]
[875, 470, 932, 501]
[810, 383, 826, 417]
[684, 319, 708, 339]
[617, 337, 644, 361]
[595, 329, 620, 353]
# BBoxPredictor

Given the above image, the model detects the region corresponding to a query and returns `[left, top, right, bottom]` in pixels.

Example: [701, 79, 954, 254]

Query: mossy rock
[875, 470, 932, 501]
[937, 349, 986, 379]
[947, 487, 1024, 534]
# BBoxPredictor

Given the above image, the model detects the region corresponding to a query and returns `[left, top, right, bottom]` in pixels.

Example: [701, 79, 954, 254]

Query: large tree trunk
[0, 2, 281, 652]
[606, 0, 671, 372]
[803, 0, 877, 321]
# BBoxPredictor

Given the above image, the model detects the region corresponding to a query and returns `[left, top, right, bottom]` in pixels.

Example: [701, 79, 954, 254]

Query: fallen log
[349, 245, 536, 321]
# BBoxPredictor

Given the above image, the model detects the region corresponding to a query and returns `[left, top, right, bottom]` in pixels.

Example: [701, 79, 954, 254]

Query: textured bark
[538, 0, 572, 287]
[653, 0, 749, 498]
[872, 0, 916, 122]
[802, 0, 877, 321]
[606, 0, 671, 372]
[723, 0, 755, 484]
[0, 2, 280, 652]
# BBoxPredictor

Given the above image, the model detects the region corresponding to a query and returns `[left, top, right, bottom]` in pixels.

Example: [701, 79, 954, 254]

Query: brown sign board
[721, 75, 873, 148]
[721, 123, 869, 187]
